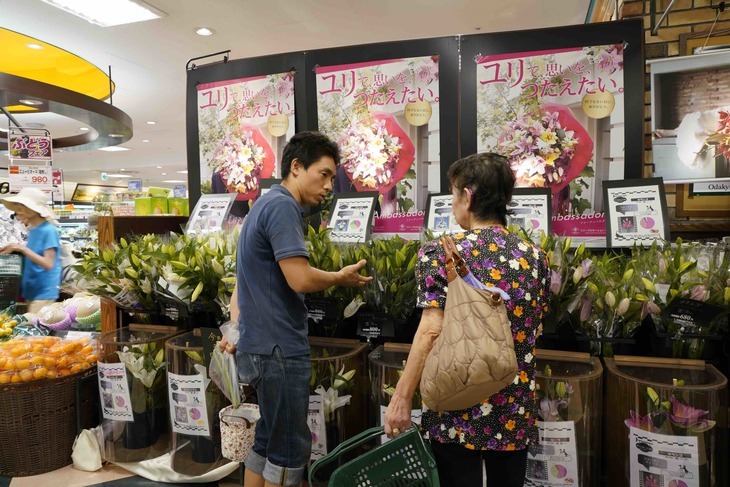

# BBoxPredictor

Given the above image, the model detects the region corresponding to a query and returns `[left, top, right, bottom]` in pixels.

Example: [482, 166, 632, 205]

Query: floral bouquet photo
[339, 112, 415, 195]
[211, 125, 275, 199]
[498, 102, 594, 195]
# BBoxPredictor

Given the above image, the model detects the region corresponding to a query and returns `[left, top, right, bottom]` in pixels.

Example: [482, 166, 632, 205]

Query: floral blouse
[417, 227, 550, 451]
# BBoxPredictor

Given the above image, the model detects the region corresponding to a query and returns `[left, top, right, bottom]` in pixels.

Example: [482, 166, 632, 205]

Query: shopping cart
[308, 424, 439, 487]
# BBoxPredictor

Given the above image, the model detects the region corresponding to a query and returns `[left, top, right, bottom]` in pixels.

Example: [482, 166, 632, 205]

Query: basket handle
[308, 423, 420, 484]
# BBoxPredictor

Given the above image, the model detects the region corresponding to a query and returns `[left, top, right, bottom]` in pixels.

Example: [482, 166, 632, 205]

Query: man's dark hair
[281, 131, 340, 178]
[447, 152, 516, 226]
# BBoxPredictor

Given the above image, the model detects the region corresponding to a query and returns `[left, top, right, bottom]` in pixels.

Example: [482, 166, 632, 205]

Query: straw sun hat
[0, 187, 56, 222]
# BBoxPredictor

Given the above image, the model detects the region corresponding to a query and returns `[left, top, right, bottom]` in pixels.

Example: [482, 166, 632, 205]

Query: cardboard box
[151, 197, 168, 215]
[167, 197, 189, 216]
[135, 197, 153, 216]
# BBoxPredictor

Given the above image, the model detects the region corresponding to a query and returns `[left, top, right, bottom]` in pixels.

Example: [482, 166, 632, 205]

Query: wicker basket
[0, 367, 98, 477]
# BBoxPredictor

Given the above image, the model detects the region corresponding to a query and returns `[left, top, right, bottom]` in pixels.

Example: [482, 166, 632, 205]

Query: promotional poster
[197, 72, 295, 201]
[477, 45, 625, 237]
[316, 56, 440, 217]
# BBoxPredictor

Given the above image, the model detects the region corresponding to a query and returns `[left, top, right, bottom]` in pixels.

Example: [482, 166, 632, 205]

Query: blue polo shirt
[21, 221, 61, 300]
[236, 185, 310, 357]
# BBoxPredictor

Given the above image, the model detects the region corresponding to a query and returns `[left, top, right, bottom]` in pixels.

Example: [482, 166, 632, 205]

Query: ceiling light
[119, 168, 125, 171]
[79, 127, 90, 131]
[98, 146, 130, 152]
[108, 133, 124, 138]
[19, 99, 43, 106]
[40, 0, 166, 27]
[156, 166, 162, 169]
[195, 27, 215, 36]
[107, 173, 132, 178]
[26, 43, 44, 50]
[176, 170, 188, 174]
[161, 172, 167, 175]
[162, 179, 187, 183]
[146, 121, 156, 125]
[142, 139, 150, 143]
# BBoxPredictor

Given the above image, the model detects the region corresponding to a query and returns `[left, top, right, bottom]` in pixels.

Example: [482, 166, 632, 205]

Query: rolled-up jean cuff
[243, 449, 266, 476]
[263, 459, 306, 486]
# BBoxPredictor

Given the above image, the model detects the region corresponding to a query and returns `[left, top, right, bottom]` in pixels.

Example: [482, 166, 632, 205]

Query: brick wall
[620, 0, 728, 218]
[661, 66, 730, 127]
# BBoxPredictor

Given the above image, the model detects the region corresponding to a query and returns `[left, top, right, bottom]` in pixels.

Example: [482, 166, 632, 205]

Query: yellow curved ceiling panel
[0, 27, 114, 103]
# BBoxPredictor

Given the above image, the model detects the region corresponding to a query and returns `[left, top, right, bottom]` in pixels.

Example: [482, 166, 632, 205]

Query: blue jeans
[236, 346, 312, 486]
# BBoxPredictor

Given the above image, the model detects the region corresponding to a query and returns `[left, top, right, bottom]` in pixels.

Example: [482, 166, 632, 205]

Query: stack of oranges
[0, 336, 99, 384]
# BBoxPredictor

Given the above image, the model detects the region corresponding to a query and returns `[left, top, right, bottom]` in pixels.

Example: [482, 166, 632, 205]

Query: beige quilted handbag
[420, 237, 518, 412]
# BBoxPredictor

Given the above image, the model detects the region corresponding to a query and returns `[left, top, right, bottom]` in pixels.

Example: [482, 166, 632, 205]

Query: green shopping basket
[308, 424, 440, 487]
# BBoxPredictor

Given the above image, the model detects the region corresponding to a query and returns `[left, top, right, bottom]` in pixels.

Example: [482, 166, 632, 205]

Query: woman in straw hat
[0, 188, 61, 313]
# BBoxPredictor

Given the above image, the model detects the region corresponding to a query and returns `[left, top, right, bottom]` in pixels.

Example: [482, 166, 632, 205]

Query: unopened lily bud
[605, 291, 616, 308]
[616, 297, 630, 316]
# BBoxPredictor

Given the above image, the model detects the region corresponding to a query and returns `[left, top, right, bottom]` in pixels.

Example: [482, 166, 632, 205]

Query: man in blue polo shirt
[226, 131, 372, 487]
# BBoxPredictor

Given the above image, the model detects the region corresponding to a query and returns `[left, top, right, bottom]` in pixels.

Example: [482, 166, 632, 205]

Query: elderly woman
[384, 152, 550, 487]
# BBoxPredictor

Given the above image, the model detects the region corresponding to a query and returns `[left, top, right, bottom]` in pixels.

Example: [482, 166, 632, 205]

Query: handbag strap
[441, 236, 469, 283]
[441, 236, 503, 306]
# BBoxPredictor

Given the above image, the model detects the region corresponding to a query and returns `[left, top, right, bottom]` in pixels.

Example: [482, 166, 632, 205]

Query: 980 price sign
[9, 165, 53, 191]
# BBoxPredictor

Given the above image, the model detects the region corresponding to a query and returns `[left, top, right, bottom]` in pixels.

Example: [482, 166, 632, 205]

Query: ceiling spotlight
[119, 168, 126, 171]
[161, 172, 167, 175]
[26, 43, 44, 50]
[176, 170, 188, 174]
[162, 179, 187, 183]
[142, 139, 150, 143]
[19, 99, 43, 106]
[79, 127, 90, 131]
[156, 165, 162, 169]
[108, 133, 124, 138]
[146, 121, 156, 125]
[195, 27, 215, 36]
[98, 146, 130, 152]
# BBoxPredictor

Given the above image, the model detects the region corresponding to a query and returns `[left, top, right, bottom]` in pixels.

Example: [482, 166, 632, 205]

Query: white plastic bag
[71, 427, 102, 471]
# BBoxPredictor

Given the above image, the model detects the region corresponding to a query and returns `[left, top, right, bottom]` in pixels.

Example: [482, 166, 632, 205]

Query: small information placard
[327, 192, 378, 244]
[507, 188, 552, 237]
[424, 193, 463, 234]
[186, 193, 237, 235]
[168, 372, 211, 436]
[603, 178, 670, 248]
[98, 362, 134, 422]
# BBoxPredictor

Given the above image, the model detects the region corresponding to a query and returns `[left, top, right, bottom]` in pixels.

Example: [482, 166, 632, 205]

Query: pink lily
[667, 396, 716, 432]
[624, 410, 661, 432]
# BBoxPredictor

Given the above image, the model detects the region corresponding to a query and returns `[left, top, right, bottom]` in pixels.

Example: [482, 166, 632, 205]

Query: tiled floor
[0, 465, 244, 487]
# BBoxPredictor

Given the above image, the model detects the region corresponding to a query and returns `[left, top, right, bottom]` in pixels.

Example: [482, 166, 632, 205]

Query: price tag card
[9, 165, 53, 192]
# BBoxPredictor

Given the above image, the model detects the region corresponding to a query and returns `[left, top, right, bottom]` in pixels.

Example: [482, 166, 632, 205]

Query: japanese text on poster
[316, 56, 440, 216]
[476, 45, 625, 236]
[98, 362, 134, 422]
[168, 372, 211, 436]
[198, 72, 295, 200]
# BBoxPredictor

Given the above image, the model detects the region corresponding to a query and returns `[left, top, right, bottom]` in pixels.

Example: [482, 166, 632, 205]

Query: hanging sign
[8, 165, 53, 192]
[52, 169, 64, 202]
[97, 362, 134, 422]
[9, 133, 52, 161]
